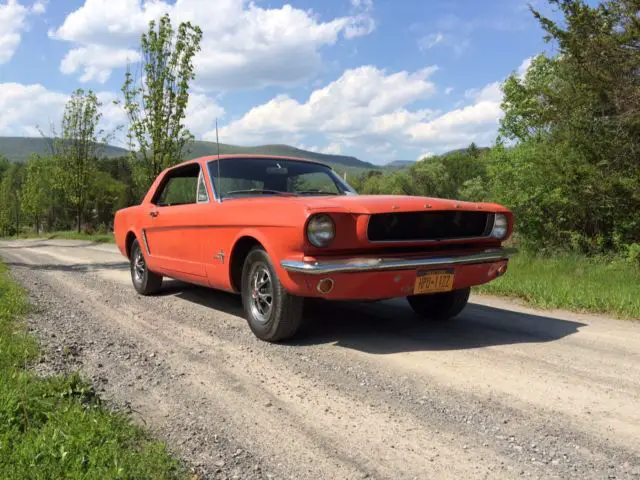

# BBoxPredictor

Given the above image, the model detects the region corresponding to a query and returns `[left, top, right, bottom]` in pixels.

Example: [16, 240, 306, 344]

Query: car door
[142, 163, 210, 278]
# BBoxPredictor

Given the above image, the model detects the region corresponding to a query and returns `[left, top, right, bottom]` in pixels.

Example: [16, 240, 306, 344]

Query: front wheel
[241, 247, 304, 342]
[130, 239, 163, 295]
[407, 287, 470, 321]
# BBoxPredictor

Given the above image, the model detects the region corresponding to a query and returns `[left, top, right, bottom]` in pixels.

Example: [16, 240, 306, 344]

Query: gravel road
[1, 239, 639, 479]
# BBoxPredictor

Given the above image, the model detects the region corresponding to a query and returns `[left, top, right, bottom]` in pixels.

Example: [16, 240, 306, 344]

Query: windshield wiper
[296, 190, 338, 196]
[223, 189, 297, 197]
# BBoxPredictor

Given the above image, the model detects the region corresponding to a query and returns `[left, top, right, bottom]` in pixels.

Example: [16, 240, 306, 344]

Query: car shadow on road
[156, 280, 246, 316]
[294, 298, 586, 353]
[157, 280, 586, 354]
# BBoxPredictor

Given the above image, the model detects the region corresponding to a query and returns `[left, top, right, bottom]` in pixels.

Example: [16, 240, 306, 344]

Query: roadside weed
[0, 262, 185, 479]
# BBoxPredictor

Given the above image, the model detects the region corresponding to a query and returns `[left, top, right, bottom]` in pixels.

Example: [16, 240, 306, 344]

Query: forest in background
[352, 0, 639, 263]
[1, 0, 638, 265]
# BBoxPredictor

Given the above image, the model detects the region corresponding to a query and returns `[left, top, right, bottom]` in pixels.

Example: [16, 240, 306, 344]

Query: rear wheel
[241, 247, 304, 342]
[130, 239, 163, 295]
[407, 287, 470, 321]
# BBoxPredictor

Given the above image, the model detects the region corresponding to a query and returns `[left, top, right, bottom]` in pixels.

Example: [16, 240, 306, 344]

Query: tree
[0, 155, 10, 180]
[89, 170, 127, 229]
[0, 163, 24, 236]
[21, 155, 52, 234]
[467, 142, 480, 158]
[122, 14, 202, 193]
[499, 55, 561, 142]
[497, 0, 640, 251]
[54, 89, 104, 233]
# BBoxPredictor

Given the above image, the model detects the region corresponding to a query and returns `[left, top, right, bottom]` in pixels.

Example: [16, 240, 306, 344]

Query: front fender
[228, 226, 305, 293]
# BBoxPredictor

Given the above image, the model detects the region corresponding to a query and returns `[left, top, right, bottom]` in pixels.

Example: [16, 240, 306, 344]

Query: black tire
[130, 239, 163, 295]
[241, 247, 304, 342]
[407, 287, 470, 321]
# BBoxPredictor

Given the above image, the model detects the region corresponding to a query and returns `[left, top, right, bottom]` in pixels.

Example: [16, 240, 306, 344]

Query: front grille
[367, 211, 493, 242]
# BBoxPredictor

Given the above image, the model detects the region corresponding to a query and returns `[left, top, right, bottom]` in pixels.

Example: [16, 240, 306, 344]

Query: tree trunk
[77, 209, 81, 233]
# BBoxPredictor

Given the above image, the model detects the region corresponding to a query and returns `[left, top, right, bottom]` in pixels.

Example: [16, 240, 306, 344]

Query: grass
[0, 261, 185, 479]
[476, 251, 640, 319]
[5, 231, 115, 243]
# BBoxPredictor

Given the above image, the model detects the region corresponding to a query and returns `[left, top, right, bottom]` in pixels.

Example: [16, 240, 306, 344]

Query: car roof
[170, 154, 330, 170]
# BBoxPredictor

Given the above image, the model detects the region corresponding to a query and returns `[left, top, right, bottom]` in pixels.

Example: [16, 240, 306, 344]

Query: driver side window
[155, 164, 202, 207]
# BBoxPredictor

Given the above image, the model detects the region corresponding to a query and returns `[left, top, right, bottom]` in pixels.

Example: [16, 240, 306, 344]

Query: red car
[114, 155, 516, 342]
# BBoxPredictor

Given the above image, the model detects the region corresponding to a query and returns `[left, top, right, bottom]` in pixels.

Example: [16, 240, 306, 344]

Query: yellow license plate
[413, 270, 455, 294]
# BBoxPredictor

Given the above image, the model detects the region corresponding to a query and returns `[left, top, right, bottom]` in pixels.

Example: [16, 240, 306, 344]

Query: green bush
[626, 243, 640, 267]
[0, 262, 185, 479]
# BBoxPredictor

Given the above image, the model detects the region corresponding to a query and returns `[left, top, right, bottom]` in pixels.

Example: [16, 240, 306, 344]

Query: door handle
[149, 211, 159, 218]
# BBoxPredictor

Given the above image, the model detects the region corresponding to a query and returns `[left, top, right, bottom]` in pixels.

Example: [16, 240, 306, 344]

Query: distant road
[2, 239, 639, 479]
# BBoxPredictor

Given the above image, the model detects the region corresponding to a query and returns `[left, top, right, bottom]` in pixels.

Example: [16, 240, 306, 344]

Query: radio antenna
[216, 118, 222, 202]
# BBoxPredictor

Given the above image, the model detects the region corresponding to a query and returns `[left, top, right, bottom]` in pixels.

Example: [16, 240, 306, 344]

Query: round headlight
[491, 213, 508, 239]
[307, 214, 335, 247]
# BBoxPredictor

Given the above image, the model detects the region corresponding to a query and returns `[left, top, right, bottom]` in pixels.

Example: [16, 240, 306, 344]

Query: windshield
[207, 158, 357, 199]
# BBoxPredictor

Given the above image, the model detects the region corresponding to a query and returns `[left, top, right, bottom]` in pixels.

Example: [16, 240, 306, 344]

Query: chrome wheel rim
[250, 264, 273, 324]
[133, 249, 145, 283]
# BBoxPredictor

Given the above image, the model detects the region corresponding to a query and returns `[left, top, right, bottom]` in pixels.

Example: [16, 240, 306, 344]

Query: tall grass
[0, 262, 185, 479]
[476, 252, 640, 319]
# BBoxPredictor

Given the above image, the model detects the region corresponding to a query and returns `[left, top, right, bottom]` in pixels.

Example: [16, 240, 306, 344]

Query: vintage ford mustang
[114, 155, 516, 342]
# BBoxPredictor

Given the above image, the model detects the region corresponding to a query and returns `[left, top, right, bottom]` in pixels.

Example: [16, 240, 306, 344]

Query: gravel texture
[2, 239, 639, 480]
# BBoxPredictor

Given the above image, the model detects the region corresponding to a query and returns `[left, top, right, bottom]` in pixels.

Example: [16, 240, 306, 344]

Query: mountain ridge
[0, 136, 383, 171]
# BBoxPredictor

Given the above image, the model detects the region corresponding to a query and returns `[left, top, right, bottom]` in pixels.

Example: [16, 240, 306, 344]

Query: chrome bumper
[281, 247, 517, 275]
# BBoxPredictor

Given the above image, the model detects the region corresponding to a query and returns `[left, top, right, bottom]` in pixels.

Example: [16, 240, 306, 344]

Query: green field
[0, 261, 185, 479]
[476, 252, 640, 319]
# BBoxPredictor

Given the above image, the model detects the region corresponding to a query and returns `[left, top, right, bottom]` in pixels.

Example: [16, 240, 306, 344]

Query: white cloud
[517, 56, 533, 78]
[31, 0, 46, 14]
[444, 87, 454, 95]
[94, 91, 128, 142]
[344, 15, 376, 39]
[406, 99, 503, 147]
[464, 81, 502, 103]
[49, 0, 166, 46]
[49, 0, 376, 89]
[213, 65, 437, 146]
[350, 0, 373, 10]
[184, 93, 226, 139]
[60, 45, 141, 83]
[0, 83, 221, 148]
[417, 152, 434, 161]
[0, 0, 29, 64]
[419, 32, 444, 50]
[0, 83, 68, 136]
[212, 62, 510, 158]
[417, 31, 468, 56]
[318, 142, 343, 155]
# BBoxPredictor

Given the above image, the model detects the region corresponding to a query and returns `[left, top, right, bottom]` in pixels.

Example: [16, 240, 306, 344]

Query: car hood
[297, 194, 507, 215]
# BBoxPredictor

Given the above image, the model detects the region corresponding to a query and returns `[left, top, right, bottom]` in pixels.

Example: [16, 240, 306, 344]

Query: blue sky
[0, 0, 558, 164]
